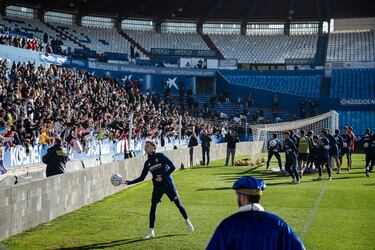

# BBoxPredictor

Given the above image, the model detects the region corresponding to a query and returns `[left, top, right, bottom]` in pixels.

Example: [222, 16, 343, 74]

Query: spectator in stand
[224, 88, 230, 103]
[273, 94, 279, 111]
[247, 93, 253, 107]
[43, 32, 48, 44]
[310, 100, 318, 117]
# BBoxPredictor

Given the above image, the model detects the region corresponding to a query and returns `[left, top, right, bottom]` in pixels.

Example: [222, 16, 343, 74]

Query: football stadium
[0, 0, 374, 249]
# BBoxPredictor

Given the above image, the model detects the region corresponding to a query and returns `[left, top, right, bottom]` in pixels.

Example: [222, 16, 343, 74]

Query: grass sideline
[1, 153, 375, 250]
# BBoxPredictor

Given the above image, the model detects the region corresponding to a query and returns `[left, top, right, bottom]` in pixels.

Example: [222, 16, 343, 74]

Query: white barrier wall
[0, 142, 263, 241]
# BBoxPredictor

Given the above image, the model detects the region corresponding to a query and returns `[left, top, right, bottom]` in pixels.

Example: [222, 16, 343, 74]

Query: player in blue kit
[341, 127, 353, 171]
[360, 129, 372, 177]
[283, 131, 300, 184]
[316, 130, 332, 181]
[334, 129, 344, 173]
[124, 141, 194, 239]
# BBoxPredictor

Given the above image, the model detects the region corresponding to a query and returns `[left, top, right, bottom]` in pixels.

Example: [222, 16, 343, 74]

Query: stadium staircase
[314, 34, 329, 66]
[201, 34, 225, 59]
[118, 30, 153, 58]
[44, 22, 90, 50]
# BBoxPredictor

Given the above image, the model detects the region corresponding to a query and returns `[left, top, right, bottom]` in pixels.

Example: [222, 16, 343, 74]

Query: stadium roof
[3, 0, 374, 22]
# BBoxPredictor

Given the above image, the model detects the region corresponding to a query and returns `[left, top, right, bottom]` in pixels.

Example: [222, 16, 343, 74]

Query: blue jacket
[283, 138, 297, 164]
[207, 211, 305, 250]
[127, 152, 176, 185]
[319, 137, 330, 158]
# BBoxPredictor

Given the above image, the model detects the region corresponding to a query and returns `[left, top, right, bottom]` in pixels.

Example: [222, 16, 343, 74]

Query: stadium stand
[52, 23, 142, 57]
[0, 15, 78, 52]
[0, 60, 231, 153]
[224, 74, 322, 98]
[326, 31, 375, 62]
[125, 29, 210, 51]
[330, 68, 375, 98]
[338, 111, 375, 135]
[209, 34, 318, 63]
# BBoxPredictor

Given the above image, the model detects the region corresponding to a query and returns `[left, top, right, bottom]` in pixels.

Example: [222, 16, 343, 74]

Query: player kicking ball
[123, 141, 194, 239]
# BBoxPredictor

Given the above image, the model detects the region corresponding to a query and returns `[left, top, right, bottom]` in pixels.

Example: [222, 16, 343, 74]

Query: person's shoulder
[220, 211, 289, 228]
[155, 152, 167, 159]
[155, 152, 165, 156]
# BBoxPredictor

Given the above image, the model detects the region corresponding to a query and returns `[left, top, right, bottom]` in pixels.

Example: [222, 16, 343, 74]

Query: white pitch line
[300, 180, 329, 240]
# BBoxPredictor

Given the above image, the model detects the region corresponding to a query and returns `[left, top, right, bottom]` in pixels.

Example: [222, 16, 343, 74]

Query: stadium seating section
[54, 24, 139, 56]
[224, 74, 321, 98]
[0, 15, 79, 51]
[209, 34, 318, 64]
[124, 29, 209, 51]
[330, 68, 375, 98]
[2, 15, 375, 65]
[327, 31, 375, 62]
[338, 111, 375, 136]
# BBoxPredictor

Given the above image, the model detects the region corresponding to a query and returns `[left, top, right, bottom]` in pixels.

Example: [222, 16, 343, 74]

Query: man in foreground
[207, 176, 305, 250]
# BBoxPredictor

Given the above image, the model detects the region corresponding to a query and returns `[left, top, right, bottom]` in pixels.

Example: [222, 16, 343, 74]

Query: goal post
[250, 110, 339, 151]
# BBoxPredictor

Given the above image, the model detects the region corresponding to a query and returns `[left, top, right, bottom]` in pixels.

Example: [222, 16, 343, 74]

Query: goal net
[250, 110, 339, 151]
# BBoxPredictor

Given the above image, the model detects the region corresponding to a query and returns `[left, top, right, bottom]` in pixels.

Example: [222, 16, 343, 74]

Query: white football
[343, 142, 348, 148]
[324, 145, 330, 150]
[269, 140, 277, 148]
[111, 173, 123, 186]
[363, 143, 369, 148]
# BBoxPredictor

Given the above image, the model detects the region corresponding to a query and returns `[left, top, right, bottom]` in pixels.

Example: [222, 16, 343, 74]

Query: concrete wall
[0, 141, 263, 241]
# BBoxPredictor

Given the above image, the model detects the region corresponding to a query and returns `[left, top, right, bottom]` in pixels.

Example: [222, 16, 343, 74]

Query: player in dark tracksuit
[341, 127, 353, 171]
[334, 129, 344, 173]
[317, 130, 332, 181]
[360, 129, 373, 177]
[290, 130, 299, 146]
[310, 136, 320, 174]
[327, 130, 340, 173]
[283, 131, 299, 184]
[365, 134, 375, 177]
[305, 130, 315, 172]
[124, 141, 194, 239]
[266, 134, 283, 171]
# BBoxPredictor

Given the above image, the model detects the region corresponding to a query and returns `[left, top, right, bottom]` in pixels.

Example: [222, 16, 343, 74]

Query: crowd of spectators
[0, 60, 228, 159]
[0, 34, 41, 51]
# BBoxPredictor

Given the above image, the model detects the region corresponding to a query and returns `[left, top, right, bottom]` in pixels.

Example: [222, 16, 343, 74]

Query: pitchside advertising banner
[151, 48, 216, 58]
[1, 136, 199, 169]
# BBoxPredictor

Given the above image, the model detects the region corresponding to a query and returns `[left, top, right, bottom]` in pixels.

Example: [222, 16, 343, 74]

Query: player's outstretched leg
[173, 198, 194, 232]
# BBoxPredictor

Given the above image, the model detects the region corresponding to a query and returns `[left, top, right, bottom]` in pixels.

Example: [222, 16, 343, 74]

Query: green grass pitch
[1, 153, 375, 250]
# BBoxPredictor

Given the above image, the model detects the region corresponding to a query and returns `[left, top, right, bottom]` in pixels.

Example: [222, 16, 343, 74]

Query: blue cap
[232, 176, 266, 196]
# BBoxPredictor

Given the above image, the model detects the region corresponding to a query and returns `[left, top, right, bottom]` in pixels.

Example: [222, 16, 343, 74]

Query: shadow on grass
[362, 183, 375, 186]
[56, 234, 187, 250]
[212, 165, 264, 175]
[190, 165, 226, 169]
[196, 186, 232, 191]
